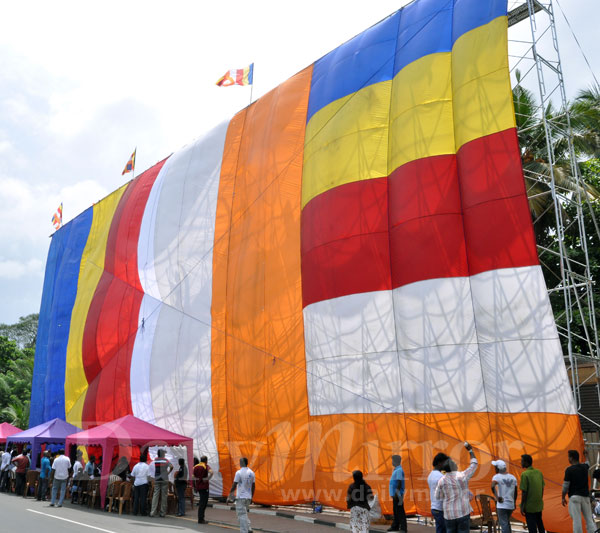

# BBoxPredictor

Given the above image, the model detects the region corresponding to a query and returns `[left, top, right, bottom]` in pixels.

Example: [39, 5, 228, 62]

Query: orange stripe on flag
[306, 411, 580, 529]
[211, 66, 313, 501]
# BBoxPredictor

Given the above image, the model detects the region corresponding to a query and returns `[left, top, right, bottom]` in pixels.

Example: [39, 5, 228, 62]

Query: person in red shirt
[193, 455, 213, 524]
[12, 451, 30, 496]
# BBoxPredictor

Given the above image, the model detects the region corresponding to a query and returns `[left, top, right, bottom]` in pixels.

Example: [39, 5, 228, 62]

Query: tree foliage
[0, 313, 39, 349]
[513, 77, 600, 358]
[0, 336, 34, 429]
[514, 74, 600, 241]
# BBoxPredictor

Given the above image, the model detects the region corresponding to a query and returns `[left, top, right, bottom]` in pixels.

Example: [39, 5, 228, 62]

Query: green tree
[1, 401, 30, 429]
[0, 313, 39, 349]
[513, 73, 599, 241]
[0, 336, 34, 428]
[0, 336, 19, 370]
[542, 159, 600, 357]
[570, 85, 600, 158]
[513, 76, 600, 358]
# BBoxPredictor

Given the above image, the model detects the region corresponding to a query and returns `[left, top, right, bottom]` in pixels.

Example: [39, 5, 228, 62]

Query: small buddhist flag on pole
[122, 148, 136, 176]
[52, 202, 63, 230]
[216, 63, 254, 87]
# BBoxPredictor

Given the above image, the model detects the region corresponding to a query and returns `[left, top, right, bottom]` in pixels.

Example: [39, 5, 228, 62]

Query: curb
[207, 502, 387, 532]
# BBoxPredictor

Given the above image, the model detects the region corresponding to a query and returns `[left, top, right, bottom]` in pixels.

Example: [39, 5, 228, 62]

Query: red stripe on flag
[388, 154, 468, 288]
[236, 69, 243, 85]
[300, 128, 538, 309]
[82, 158, 167, 426]
[301, 178, 390, 307]
[389, 213, 468, 288]
[301, 232, 392, 308]
[457, 128, 538, 274]
[301, 177, 388, 254]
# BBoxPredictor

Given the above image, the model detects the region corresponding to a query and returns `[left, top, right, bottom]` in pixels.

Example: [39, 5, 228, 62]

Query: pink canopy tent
[0, 422, 21, 444]
[65, 415, 193, 505]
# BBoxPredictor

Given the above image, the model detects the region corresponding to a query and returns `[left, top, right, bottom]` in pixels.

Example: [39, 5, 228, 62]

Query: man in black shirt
[562, 450, 596, 533]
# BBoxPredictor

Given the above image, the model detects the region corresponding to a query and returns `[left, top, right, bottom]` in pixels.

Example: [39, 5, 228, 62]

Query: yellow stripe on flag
[64, 184, 127, 428]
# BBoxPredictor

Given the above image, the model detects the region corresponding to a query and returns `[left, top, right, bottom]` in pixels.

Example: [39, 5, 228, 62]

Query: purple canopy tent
[7, 418, 81, 469]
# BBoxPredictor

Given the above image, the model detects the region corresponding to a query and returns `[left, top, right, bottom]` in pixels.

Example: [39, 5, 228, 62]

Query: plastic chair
[75, 478, 88, 504]
[87, 479, 101, 509]
[185, 485, 194, 509]
[24, 470, 40, 498]
[477, 494, 497, 533]
[167, 481, 177, 515]
[147, 479, 154, 508]
[106, 480, 123, 512]
[117, 482, 133, 515]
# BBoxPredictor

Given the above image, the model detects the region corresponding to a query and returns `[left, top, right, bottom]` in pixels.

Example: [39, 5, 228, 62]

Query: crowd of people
[1, 441, 598, 533]
[345, 443, 599, 533]
[0, 444, 215, 524]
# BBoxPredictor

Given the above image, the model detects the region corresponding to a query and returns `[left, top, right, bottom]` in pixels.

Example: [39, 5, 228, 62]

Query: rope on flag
[216, 63, 253, 87]
[122, 149, 136, 175]
[51, 202, 63, 230]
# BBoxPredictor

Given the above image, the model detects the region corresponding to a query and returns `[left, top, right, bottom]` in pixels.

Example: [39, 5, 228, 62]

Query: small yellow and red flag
[216, 64, 254, 87]
[51, 202, 63, 230]
[122, 149, 136, 175]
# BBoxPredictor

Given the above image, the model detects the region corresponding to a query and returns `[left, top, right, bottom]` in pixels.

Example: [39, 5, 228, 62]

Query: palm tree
[0, 351, 33, 428]
[570, 84, 600, 159]
[513, 72, 599, 240]
[1, 401, 28, 429]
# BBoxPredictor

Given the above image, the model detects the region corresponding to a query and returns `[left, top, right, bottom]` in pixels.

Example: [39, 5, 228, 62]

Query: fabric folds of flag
[51, 202, 63, 230]
[216, 63, 253, 87]
[122, 149, 136, 175]
[31, 2, 581, 531]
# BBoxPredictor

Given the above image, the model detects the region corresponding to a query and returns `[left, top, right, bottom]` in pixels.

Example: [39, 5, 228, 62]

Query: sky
[0, 0, 598, 325]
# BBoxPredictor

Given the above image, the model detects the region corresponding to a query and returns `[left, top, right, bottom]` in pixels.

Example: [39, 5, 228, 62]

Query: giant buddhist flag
[31, 2, 579, 531]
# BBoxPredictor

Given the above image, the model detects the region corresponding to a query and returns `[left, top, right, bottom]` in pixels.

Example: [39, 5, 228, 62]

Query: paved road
[0, 491, 363, 532]
[0, 492, 231, 533]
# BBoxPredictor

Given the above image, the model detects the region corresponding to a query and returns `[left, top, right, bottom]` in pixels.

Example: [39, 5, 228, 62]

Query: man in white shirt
[227, 457, 256, 533]
[491, 459, 517, 533]
[50, 449, 72, 507]
[428, 453, 449, 533]
[0, 447, 11, 492]
[130, 452, 150, 516]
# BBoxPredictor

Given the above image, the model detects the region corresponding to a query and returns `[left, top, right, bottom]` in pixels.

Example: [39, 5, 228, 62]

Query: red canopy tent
[0, 422, 21, 444]
[65, 415, 193, 505]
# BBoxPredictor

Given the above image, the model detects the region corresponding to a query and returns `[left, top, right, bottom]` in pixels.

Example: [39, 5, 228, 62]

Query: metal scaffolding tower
[508, 0, 600, 433]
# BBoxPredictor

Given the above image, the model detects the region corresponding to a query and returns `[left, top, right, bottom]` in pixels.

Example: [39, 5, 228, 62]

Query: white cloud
[0, 258, 43, 280]
[0, 0, 597, 324]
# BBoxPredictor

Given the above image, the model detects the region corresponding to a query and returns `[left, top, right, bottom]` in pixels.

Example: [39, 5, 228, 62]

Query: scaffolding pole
[508, 0, 600, 430]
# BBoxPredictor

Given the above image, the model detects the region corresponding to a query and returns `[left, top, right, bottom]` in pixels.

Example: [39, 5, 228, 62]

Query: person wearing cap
[519, 454, 545, 533]
[428, 453, 449, 533]
[562, 449, 595, 533]
[434, 442, 478, 533]
[388, 454, 407, 532]
[491, 459, 517, 533]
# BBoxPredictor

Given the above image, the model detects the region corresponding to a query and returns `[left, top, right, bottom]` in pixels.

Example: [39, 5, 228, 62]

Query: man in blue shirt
[389, 454, 407, 532]
[37, 451, 51, 501]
